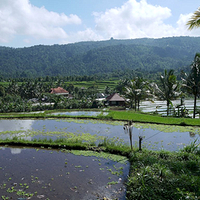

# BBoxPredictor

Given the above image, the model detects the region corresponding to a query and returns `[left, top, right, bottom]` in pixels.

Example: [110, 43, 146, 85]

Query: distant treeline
[0, 36, 199, 79]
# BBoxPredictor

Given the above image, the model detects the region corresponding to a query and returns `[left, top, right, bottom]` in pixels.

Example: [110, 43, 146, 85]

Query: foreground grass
[0, 137, 200, 200]
[127, 145, 200, 200]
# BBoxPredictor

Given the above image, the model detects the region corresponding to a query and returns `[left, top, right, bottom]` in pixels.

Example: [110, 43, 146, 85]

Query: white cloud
[91, 0, 197, 40]
[176, 13, 200, 36]
[62, 0, 197, 44]
[92, 0, 173, 39]
[0, 0, 81, 43]
[0, 0, 199, 46]
[62, 28, 104, 44]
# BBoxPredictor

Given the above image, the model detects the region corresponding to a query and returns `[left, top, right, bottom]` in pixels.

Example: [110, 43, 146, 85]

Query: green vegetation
[0, 37, 200, 79]
[106, 110, 200, 126]
[182, 53, 200, 118]
[124, 77, 149, 111]
[187, 7, 200, 30]
[1, 35, 200, 198]
[155, 69, 180, 116]
[66, 80, 117, 91]
[126, 143, 200, 199]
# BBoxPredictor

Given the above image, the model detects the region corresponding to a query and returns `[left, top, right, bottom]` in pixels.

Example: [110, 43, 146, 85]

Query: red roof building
[50, 87, 69, 96]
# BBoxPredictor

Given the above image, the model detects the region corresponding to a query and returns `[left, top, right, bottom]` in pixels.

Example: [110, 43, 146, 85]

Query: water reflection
[189, 132, 196, 137]
[50, 111, 108, 116]
[0, 119, 199, 151]
[140, 99, 200, 118]
[0, 147, 129, 199]
[0, 119, 33, 131]
[0, 146, 22, 154]
[10, 148, 22, 154]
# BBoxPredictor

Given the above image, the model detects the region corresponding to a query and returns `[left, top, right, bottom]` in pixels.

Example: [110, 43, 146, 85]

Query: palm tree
[124, 77, 148, 111]
[154, 69, 180, 116]
[182, 53, 200, 118]
[186, 7, 200, 30]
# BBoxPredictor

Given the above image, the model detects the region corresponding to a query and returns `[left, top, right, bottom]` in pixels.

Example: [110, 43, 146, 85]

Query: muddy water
[0, 146, 129, 199]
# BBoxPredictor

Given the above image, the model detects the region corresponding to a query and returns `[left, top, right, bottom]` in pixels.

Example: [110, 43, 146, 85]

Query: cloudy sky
[0, 0, 200, 47]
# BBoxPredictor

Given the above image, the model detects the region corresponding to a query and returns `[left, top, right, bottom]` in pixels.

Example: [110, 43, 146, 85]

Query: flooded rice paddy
[140, 99, 200, 117]
[0, 119, 200, 151]
[0, 146, 129, 199]
[49, 111, 108, 116]
[0, 117, 200, 199]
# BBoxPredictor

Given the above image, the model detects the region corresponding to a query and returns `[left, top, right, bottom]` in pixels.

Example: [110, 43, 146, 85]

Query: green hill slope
[0, 36, 199, 78]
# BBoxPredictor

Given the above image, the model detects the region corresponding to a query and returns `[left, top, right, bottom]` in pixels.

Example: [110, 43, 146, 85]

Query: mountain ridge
[0, 36, 199, 78]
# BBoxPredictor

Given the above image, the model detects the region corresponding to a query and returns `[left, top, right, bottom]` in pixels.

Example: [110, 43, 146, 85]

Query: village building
[105, 93, 126, 106]
[50, 87, 69, 96]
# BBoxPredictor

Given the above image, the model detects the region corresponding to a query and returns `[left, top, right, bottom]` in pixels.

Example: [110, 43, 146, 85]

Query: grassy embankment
[0, 109, 200, 199]
[1, 109, 200, 126]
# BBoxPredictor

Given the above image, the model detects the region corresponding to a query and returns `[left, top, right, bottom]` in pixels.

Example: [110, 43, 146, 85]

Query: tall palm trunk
[134, 98, 137, 111]
[193, 86, 198, 118]
[137, 98, 140, 111]
[167, 100, 170, 116]
[193, 93, 197, 118]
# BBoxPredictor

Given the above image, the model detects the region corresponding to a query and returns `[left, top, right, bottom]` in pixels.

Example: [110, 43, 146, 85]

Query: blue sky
[0, 0, 200, 47]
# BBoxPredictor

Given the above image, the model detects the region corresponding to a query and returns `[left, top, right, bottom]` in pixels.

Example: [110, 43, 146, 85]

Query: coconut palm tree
[186, 7, 200, 30]
[154, 69, 180, 116]
[182, 53, 200, 118]
[124, 77, 148, 111]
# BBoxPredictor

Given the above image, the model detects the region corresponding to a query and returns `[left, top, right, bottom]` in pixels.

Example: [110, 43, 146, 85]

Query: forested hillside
[0, 36, 200, 79]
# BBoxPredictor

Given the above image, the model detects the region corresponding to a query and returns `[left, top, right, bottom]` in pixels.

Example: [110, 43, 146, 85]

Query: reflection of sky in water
[0, 147, 129, 199]
[0, 120, 33, 140]
[139, 128, 199, 151]
[0, 120, 33, 131]
[50, 111, 108, 116]
[0, 119, 199, 151]
[10, 148, 22, 154]
[0, 147, 22, 154]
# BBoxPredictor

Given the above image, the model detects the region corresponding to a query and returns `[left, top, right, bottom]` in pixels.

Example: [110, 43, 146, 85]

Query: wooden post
[124, 120, 133, 151]
[128, 120, 133, 151]
[139, 136, 143, 151]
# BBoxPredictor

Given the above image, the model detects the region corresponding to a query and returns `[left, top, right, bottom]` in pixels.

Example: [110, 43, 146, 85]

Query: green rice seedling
[75, 165, 82, 168]
[107, 181, 118, 185]
[1, 196, 9, 200]
[181, 139, 200, 155]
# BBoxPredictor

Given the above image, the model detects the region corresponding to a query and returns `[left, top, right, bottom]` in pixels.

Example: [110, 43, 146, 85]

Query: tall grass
[126, 148, 200, 199]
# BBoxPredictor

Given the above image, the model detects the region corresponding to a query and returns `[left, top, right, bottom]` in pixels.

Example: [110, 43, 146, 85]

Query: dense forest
[0, 36, 200, 79]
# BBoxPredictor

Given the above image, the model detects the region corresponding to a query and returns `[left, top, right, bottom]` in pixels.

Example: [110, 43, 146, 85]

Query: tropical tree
[7, 80, 19, 95]
[186, 7, 200, 30]
[154, 69, 180, 116]
[0, 85, 5, 97]
[124, 77, 148, 111]
[115, 78, 129, 94]
[182, 53, 200, 118]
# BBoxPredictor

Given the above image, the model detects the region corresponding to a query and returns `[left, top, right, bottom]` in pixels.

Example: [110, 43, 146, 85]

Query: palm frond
[187, 8, 200, 30]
